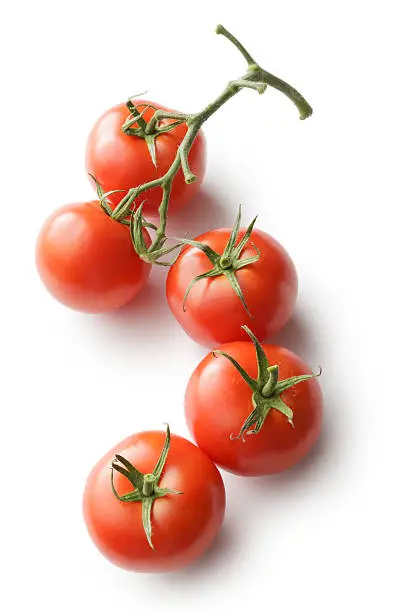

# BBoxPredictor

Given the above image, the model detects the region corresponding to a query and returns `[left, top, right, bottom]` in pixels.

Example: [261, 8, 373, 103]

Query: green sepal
[122, 101, 158, 166]
[215, 326, 321, 441]
[122, 100, 184, 169]
[156, 119, 185, 134]
[223, 204, 242, 256]
[179, 238, 219, 265]
[112, 454, 144, 490]
[130, 205, 182, 266]
[178, 206, 260, 314]
[155, 488, 183, 497]
[233, 215, 258, 259]
[145, 134, 158, 168]
[152, 424, 171, 479]
[269, 395, 294, 426]
[234, 252, 260, 270]
[242, 325, 269, 386]
[130, 205, 150, 259]
[88, 173, 127, 218]
[213, 349, 258, 391]
[124, 98, 153, 133]
[230, 406, 261, 441]
[182, 268, 221, 311]
[148, 243, 183, 267]
[223, 269, 252, 316]
[110, 469, 143, 502]
[142, 497, 154, 550]
[275, 367, 322, 394]
[109, 424, 181, 550]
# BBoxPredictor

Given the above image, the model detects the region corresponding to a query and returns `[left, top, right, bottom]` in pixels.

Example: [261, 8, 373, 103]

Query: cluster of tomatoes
[35, 27, 322, 574]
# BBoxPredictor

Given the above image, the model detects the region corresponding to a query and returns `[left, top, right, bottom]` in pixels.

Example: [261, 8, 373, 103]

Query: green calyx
[110, 424, 182, 550]
[122, 99, 187, 169]
[214, 326, 321, 441]
[181, 205, 260, 315]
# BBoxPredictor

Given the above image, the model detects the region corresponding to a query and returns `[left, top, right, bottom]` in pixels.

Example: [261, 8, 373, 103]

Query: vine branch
[98, 24, 313, 265]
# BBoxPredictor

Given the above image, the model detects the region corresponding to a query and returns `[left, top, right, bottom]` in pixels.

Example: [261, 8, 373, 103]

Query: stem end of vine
[299, 105, 313, 120]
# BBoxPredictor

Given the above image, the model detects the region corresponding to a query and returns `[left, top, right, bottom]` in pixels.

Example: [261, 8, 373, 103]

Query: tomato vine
[95, 24, 312, 266]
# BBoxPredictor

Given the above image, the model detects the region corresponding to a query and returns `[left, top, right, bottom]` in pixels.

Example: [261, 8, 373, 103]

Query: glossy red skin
[166, 227, 298, 347]
[185, 342, 323, 476]
[86, 100, 206, 217]
[83, 431, 226, 573]
[36, 201, 151, 313]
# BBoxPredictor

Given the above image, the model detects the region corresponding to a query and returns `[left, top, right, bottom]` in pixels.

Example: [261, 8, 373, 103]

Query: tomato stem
[262, 365, 279, 397]
[142, 474, 156, 497]
[219, 256, 232, 269]
[96, 25, 313, 265]
[215, 24, 255, 65]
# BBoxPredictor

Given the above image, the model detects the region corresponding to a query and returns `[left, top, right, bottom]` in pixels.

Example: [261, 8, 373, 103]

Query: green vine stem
[214, 326, 321, 441]
[98, 24, 313, 264]
[110, 424, 182, 550]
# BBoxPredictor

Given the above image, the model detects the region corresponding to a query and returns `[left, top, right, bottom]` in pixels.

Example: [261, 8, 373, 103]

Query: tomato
[86, 100, 206, 217]
[185, 336, 323, 476]
[166, 226, 298, 347]
[83, 428, 226, 572]
[36, 201, 151, 313]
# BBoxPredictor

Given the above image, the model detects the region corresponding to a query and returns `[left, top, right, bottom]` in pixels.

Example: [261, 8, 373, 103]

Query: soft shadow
[273, 309, 318, 364]
[245, 394, 341, 497]
[157, 522, 236, 584]
[166, 187, 233, 239]
[90, 268, 172, 341]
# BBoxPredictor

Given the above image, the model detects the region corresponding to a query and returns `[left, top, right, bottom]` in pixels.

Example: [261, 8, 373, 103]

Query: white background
[1, 0, 407, 610]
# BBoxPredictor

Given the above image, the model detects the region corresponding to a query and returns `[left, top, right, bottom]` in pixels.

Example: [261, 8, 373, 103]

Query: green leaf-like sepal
[145, 135, 158, 168]
[178, 206, 260, 314]
[89, 173, 127, 218]
[142, 497, 155, 550]
[110, 424, 181, 550]
[216, 326, 321, 441]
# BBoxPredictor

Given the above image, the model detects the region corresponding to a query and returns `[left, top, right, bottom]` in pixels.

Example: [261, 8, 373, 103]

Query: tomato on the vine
[36, 201, 151, 313]
[166, 211, 298, 347]
[185, 327, 323, 476]
[86, 99, 206, 217]
[83, 426, 226, 572]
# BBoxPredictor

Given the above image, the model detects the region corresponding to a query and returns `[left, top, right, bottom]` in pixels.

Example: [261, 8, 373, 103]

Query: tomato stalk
[96, 24, 313, 265]
[214, 326, 321, 441]
[110, 424, 182, 550]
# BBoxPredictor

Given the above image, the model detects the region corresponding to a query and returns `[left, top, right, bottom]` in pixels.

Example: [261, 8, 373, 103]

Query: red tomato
[166, 227, 298, 347]
[86, 100, 206, 217]
[36, 201, 151, 313]
[185, 341, 323, 476]
[83, 430, 226, 572]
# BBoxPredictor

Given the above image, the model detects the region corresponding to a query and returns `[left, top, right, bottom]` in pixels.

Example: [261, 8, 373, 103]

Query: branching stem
[100, 25, 312, 264]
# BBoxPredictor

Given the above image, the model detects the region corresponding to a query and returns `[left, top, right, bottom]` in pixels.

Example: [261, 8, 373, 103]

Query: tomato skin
[185, 342, 323, 476]
[166, 227, 298, 347]
[36, 201, 151, 313]
[83, 431, 226, 572]
[86, 100, 206, 217]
